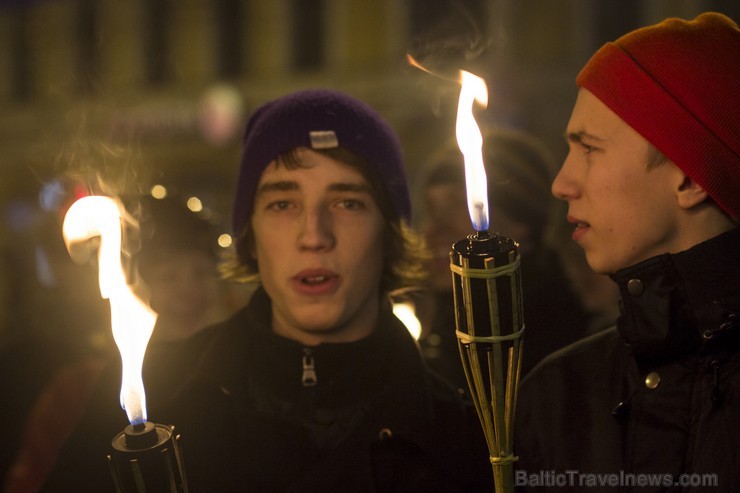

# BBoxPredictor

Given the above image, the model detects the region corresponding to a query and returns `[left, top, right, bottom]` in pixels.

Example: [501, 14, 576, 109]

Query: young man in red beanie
[162, 89, 489, 492]
[515, 12, 739, 492]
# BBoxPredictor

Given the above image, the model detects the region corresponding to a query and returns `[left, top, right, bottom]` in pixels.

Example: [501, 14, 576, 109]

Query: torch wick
[132, 422, 146, 432]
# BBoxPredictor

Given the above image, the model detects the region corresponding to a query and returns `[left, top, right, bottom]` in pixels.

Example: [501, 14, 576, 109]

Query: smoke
[407, 1, 490, 79]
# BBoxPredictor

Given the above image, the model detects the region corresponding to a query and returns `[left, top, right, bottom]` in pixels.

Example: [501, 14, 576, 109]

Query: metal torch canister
[108, 422, 188, 493]
[450, 230, 524, 493]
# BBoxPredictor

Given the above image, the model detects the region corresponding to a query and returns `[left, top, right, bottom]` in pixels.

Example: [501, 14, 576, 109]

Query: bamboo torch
[450, 71, 525, 492]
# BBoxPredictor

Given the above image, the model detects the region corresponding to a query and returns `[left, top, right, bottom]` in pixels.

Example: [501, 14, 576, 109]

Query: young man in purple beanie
[168, 89, 489, 492]
[514, 12, 740, 492]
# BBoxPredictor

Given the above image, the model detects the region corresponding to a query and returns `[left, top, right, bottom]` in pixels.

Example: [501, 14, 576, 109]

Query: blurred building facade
[0, 0, 736, 335]
[1, 0, 735, 200]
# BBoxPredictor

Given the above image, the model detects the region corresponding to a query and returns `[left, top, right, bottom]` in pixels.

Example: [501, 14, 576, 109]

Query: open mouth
[293, 270, 339, 295]
[301, 275, 330, 285]
[567, 215, 590, 228]
[571, 222, 590, 242]
[567, 215, 590, 241]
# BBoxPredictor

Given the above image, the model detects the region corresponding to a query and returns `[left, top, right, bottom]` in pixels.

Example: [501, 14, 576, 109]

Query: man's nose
[551, 154, 580, 201]
[298, 206, 335, 251]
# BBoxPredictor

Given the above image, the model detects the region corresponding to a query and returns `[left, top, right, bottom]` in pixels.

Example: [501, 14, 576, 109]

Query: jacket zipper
[302, 348, 317, 387]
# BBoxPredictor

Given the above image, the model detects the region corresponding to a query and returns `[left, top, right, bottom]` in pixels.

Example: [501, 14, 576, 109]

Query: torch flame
[62, 196, 157, 425]
[456, 70, 489, 232]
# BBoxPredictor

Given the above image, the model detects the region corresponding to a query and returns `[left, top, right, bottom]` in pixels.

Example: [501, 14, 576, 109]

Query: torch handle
[450, 236, 524, 493]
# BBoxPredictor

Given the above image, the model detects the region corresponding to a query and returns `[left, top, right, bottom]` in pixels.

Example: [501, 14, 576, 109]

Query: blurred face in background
[420, 181, 530, 292]
[420, 182, 470, 292]
[145, 250, 221, 341]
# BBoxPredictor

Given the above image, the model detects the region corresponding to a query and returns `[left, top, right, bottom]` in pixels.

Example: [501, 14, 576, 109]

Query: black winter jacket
[514, 227, 740, 492]
[167, 288, 491, 492]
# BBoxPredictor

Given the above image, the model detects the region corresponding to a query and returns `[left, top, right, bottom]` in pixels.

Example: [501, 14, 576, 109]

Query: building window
[215, 0, 242, 78]
[144, 0, 170, 85]
[291, 0, 324, 71]
[76, 0, 98, 95]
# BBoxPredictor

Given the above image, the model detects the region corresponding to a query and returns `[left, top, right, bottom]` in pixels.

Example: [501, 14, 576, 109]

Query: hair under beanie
[576, 12, 740, 220]
[231, 89, 410, 235]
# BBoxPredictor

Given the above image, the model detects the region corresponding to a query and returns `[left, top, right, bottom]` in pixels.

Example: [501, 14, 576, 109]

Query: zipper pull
[302, 349, 317, 387]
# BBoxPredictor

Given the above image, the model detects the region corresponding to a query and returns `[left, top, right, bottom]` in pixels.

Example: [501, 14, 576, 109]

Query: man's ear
[676, 174, 709, 210]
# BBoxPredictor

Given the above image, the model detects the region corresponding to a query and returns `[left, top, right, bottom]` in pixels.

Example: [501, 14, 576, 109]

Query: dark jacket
[514, 227, 740, 492]
[37, 338, 216, 492]
[167, 288, 491, 492]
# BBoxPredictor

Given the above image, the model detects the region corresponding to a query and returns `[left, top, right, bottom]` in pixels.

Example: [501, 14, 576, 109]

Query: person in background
[135, 195, 228, 344]
[0, 210, 110, 493]
[515, 12, 740, 492]
[167, 89, 490, 492]
[7, 194, 231, 493]
[130, 195, 235, 414]
[415, 127, 598, 390]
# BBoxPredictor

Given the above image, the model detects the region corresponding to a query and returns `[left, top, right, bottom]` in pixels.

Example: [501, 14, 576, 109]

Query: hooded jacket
[168, 287, 491, 492]
[514, 227, 740, 492]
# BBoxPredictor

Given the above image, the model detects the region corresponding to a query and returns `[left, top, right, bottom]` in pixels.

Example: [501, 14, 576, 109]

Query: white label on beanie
[310, 130, 339, 149]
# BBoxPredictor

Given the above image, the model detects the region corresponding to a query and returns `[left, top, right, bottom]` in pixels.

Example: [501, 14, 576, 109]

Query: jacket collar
[197, 287, 438, 434]
[612, 227, 740, 365]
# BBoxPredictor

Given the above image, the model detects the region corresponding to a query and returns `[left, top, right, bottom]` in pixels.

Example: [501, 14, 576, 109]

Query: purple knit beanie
[232, 89, 411, 236]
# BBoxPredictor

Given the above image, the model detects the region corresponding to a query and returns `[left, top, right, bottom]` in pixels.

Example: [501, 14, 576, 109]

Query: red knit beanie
[577, 12, 740, 220]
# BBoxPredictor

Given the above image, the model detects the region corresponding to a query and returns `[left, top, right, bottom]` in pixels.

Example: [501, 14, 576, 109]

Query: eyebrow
[255, 180, 372, 198]
[564, 130, 606, 144]
[255, 180, 298, 198]
[327, 182, 372, 194]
